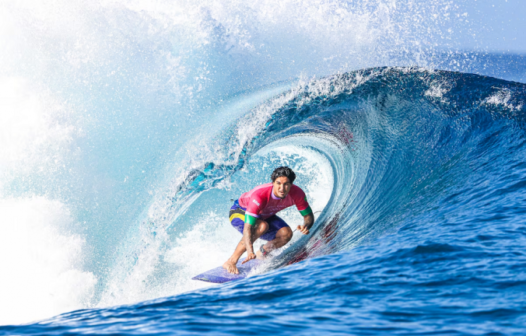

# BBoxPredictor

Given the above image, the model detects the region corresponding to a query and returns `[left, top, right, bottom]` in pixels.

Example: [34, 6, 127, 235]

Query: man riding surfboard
[223, 166, 315, 274]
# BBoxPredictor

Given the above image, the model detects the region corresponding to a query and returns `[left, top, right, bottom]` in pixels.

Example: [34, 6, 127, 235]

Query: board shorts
[229, 199, 289, 241]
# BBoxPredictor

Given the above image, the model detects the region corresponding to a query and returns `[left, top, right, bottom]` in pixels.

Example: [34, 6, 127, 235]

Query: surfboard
[192, 259, 262, 283]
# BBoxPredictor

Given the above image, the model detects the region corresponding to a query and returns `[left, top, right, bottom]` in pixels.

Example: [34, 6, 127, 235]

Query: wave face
[3, 67, 526, 335]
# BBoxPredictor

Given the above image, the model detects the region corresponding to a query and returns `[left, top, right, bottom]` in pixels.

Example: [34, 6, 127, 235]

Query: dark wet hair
[271, 166, 296, 184]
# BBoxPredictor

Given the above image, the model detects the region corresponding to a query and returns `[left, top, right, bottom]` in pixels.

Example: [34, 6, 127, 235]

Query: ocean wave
[96, 67, 526, 308]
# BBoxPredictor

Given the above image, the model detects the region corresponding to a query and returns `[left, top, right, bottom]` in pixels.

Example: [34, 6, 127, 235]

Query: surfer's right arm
[241, 196, 263, 263]
[242, 222, 257, 263]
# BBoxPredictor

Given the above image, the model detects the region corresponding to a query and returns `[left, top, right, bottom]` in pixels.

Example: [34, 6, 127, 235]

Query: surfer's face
[272, 176, 292, 199]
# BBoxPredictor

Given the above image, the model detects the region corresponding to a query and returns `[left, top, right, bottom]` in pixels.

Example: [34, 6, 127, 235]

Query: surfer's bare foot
[222, 260, 239, 274]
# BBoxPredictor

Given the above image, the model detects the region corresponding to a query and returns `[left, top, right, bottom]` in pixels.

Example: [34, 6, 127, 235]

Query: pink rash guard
[238, 183, 313, 225]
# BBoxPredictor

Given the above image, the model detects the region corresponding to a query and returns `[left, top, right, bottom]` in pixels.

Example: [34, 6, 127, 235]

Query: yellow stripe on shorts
[229, 213, 245, 222]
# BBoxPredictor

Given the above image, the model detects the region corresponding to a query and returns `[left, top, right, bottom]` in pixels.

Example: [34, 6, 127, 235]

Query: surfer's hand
[242, 251, 256, 264]
[297, 225, 310, 235]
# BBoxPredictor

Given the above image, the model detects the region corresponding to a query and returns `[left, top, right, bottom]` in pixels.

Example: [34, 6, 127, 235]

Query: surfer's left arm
[294, 188, 314, 235]
[297, 213, 314, 235]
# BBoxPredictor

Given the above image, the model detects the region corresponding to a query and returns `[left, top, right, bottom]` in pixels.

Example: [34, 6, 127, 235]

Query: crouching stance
[223, 166, 315, 274]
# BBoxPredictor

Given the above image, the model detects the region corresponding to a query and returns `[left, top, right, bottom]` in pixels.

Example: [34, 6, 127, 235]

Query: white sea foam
[425, 82, 451, 99]
[0, 48, 86, 327]
[483, 89, 524, 112]
[0, 197, 96, 326]
[0, 77, 77, 180]
[0, 78, 89, 324]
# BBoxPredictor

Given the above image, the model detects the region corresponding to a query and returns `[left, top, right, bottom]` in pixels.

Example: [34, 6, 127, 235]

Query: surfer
[223, 166, 315, 274]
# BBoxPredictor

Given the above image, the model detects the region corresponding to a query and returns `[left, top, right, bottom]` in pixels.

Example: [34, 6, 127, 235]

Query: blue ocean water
[1, 1, 526, 335]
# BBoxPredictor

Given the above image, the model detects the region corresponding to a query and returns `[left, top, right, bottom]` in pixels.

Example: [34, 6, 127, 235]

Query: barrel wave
[4, 67, 522, 335]
[154, 66, 526, 272]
